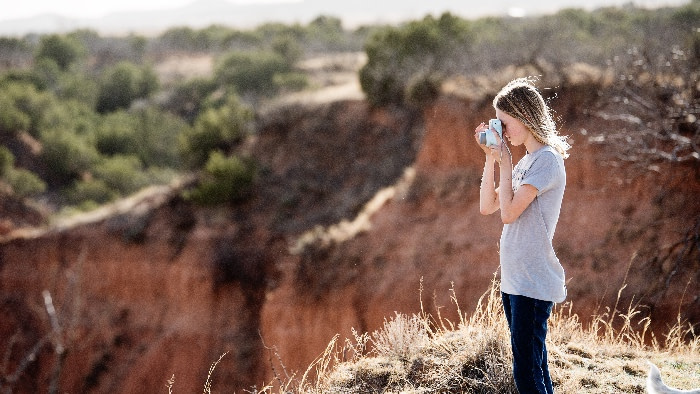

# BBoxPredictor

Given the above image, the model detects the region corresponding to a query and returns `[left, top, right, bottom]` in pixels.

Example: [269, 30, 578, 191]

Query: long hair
[494, 77, 570, 158]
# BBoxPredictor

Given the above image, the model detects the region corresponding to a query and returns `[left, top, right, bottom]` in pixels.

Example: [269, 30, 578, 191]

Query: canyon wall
[1, 89, 698, 393]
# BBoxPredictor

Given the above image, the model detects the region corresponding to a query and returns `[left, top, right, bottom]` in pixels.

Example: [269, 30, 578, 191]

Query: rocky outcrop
[1, 88, 697, 393]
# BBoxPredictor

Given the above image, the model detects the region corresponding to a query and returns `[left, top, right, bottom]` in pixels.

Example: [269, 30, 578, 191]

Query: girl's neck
[524, 135, 545, 154]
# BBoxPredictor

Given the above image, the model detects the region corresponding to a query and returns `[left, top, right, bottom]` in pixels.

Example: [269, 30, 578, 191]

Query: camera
[478, 119, 503, 147]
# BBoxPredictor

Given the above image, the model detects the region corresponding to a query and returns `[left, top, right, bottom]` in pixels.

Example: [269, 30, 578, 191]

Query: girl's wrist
[498, 143, 511, 164]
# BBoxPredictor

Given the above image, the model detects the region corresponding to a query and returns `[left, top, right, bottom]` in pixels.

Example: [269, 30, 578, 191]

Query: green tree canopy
[184, 150, 255, 205]
[179, 95, 252, 168]
[215, 50, 292, 97]
[96, 61, 159, 113]
[35, 34, 84, 71]
[360, 13, 472, 107]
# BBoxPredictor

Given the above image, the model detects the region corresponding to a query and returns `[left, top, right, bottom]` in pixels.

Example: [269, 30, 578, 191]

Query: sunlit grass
[172, 277, 699, 393]
[265, 277, 697, 393]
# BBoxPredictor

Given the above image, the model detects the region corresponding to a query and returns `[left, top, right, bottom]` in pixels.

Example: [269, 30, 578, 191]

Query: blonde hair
[494, 77, 570, 159]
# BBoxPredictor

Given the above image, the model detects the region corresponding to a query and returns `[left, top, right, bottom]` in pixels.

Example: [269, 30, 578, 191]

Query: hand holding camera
[474, 119, 508, 163]
[479, 119, 503, 147]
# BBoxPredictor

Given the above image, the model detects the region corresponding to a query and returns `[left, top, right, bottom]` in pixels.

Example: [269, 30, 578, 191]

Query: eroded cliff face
[0, 190, 269, 392]
[1, 89, 698, 393]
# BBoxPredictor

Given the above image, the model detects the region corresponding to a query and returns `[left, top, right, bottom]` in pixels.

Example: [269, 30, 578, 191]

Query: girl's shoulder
[521, 146, 565, 182]
[532, 146, 565, 167]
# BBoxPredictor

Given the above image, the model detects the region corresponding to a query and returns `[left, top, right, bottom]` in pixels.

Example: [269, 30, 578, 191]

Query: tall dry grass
[256, 276, 699, 393]
[177, 276, 699, 393]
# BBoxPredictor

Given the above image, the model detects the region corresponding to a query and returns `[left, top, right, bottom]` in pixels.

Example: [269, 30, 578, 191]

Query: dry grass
[254, 276, 699, 394]
[172, 276, 698, 393]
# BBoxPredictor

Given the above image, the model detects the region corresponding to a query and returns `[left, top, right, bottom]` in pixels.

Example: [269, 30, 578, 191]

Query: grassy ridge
[232, 278, 699, 393]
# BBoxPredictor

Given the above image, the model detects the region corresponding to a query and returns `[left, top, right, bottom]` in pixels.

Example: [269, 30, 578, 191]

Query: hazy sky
[1, 0, 301, 20]
[1, 0, 689, 22]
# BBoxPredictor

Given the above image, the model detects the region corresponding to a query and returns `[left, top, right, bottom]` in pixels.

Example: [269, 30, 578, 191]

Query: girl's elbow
[500, 212, 517, 224]
[480, 204, 498, 216]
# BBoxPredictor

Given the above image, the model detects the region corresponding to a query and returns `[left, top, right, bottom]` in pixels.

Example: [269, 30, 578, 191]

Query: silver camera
[479, 119, 503, 147]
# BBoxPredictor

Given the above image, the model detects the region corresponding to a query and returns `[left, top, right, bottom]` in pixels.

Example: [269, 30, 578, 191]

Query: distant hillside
[0, 0, 691, 36]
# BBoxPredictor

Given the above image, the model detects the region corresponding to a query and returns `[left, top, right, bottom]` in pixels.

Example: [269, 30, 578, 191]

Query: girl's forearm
[498, 149, 514, 213]
[479, 156, 498, 214]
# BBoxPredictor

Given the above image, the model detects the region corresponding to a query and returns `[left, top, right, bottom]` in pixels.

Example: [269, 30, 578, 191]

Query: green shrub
[404, 72, 442, 107]
[39, 128, 100, 186]
[0, 81, 55, 138]
[5, 168, 46, 198]
[0, 146, 13, 175]
[0, 69, 45, 91]
[34, 97, 100, 180]
[179, 95, 252, 168]
[215, 50, 292, 97]
[53, 71, 99, 105]
[38, 98, 98, 137]
[95, 111, 139, 156]
[30, 58, 62, 91]
[92, 154, 148, 195]
[271, 35, 303, 65]
[142, 166, 179, 186]
[0, 37, 32, 68]
[0, 93, 31, 136]
[35, 34, 84, 71]
[157, 26, 215, 52]
[130, 106, 189, 168]
[0, 146, 46, 198]
[307, 15, 345, 48]
[220, 29, 264, 50]
[95, 61, 159, 113]
[164, 77, 218, 123]
[95, 107, 187, 169]
[256, 22, 305, 44]
[185, 151, 255, 205]
[65, 178, 118, 206]
[360, 13, 469, 107]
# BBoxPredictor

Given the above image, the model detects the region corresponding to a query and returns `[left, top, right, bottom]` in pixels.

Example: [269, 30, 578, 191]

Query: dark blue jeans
[502, 292, 554, 394]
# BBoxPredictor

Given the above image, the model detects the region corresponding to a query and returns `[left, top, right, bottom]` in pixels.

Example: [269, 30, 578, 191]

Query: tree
[215, 50, 291, 98]
[163, 77, 218, 124]
[39, 128, 100, 187]
[95, 61, 159, 113]
[0, 146, 47, 198]
[0, 81, 55, 138]
[35, 34, 84, 71]
[184, 150, 255, 205]
[5, 167, 47, 198]
[0, 37, 32, 68]
[307, 15, 344, 49]
[271, 36, 303, 65]
[131, 106, 189, 168]
[92, 154, 148, 195]
[0, 91, 31, 137]
[359, 13, 472, 107]
[179, 95, 252, 168]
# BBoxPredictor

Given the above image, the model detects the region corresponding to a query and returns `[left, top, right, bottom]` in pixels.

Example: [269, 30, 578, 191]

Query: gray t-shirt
[500, 145, 567, 303]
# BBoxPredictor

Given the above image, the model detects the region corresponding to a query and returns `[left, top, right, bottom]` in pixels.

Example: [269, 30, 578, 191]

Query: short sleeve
[521, 151, 559, 195]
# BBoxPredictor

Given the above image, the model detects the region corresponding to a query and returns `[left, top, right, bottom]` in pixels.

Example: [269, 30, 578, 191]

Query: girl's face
[495, 109, 531, 147]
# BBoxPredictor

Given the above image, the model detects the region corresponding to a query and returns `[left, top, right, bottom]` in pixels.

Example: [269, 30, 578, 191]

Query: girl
[474, 77, 570, 394]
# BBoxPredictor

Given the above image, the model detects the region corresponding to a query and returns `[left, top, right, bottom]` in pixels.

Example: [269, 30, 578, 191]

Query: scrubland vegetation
[0, 16, 364, 214]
